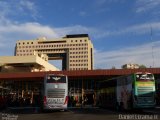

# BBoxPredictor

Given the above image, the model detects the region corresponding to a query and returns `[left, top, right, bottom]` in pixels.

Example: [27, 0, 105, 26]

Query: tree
[121, 64, 127, 69]
[111, 66, 116, 69]
[139, 64, 146, 68]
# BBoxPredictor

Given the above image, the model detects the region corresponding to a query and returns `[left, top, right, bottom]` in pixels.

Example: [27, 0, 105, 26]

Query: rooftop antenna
[150, 25, 155, 68]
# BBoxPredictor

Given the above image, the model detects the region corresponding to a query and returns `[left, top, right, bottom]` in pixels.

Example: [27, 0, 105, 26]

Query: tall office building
[15, 34, 94, 70]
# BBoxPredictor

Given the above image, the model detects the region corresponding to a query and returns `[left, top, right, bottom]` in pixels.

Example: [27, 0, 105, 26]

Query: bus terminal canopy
[0, 68, 160, 81]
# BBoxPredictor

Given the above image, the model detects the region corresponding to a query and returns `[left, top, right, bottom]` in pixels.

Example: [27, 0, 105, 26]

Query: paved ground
[0, 107, 160, 120]
[1, 108, 117, 120]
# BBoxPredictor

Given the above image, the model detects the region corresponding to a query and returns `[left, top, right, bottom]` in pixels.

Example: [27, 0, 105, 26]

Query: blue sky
[0, 0, 160, 69]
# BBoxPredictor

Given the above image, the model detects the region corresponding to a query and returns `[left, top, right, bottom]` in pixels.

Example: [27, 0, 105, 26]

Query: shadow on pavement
[2, 107, 41, 114]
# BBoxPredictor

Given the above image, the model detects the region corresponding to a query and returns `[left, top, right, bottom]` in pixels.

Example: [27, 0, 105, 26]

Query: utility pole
[150, 25, 155, 68]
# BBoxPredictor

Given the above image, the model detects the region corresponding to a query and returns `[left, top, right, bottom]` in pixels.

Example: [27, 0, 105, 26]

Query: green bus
[98, 72, 156, 110]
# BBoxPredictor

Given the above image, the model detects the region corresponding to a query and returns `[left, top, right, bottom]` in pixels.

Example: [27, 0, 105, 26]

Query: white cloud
[135, 0, 160, 13]
[19, 0, 39, 19]
[0, 22, 95, 40]
[95, 22, 160, 39]
[20, 0, 35, 11]
[0, 1, 10, 16]
[0, 0, 39, 20]
[94, 41, 160, 69]
[94, 0, 108, 6]
[0, 22, 58, 38]
[79, 11, 87, 16]
[116, 22, 160, 35]
[94, 0, 123, 6]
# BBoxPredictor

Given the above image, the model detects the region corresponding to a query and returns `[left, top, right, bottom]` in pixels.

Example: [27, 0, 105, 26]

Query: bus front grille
[137, 87, 154, 96]
[47, 89, 65, 98]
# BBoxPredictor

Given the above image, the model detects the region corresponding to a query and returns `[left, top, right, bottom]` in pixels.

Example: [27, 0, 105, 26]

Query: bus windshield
[136, 74, 154, 81]
[47, 75, 66, 83]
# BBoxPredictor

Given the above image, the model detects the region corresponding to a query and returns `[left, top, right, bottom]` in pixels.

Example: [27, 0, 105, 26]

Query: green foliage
[139, 64, 146, 68]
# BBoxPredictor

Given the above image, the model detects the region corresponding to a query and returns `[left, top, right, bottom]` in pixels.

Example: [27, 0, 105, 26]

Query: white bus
[43, 74, 68, 111]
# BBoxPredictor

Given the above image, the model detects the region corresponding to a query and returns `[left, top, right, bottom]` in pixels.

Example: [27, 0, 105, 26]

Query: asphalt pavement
[0, 107, 160, 120]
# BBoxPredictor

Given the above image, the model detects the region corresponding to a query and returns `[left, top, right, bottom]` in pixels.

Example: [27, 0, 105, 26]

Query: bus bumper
[43, 104, 67, 110]
[133, 103, 156, 109]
